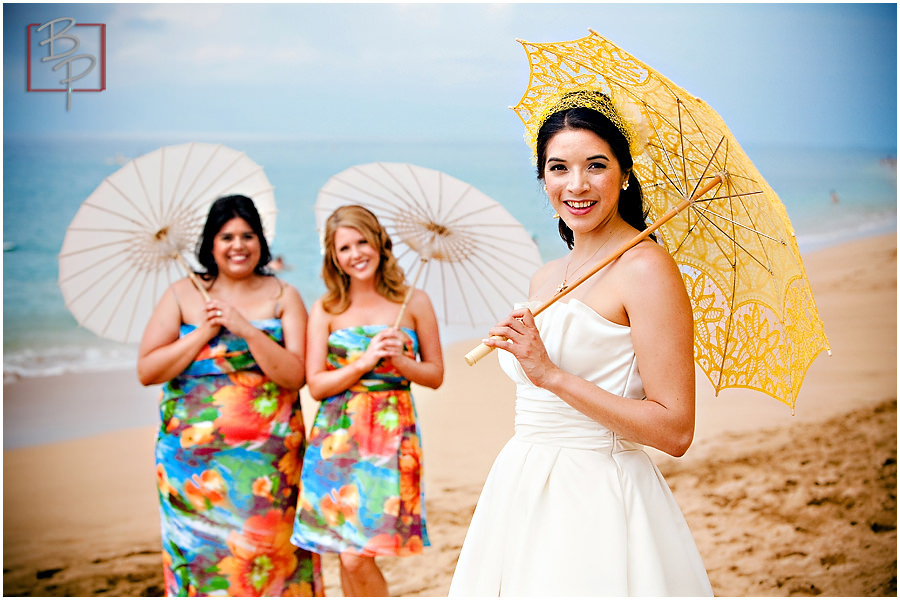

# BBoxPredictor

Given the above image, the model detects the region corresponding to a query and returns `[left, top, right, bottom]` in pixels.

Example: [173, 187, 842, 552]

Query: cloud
[104, 4, 320, 85]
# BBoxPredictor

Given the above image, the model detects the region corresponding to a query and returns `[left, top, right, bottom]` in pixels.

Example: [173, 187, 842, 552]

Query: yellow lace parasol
[466, 31, 830, 413]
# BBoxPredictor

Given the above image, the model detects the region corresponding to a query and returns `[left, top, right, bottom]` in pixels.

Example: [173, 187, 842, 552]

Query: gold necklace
[555, 232, 619, 295]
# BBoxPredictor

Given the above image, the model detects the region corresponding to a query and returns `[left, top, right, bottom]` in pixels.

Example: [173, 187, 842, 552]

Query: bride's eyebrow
[547, 153, 611, 163]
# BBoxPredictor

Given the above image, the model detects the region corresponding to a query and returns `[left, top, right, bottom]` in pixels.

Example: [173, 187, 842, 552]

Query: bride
[448, 90, 713, 596]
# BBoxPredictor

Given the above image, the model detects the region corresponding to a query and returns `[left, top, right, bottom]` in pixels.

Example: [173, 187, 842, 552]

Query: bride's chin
[559, 218, 598, 233]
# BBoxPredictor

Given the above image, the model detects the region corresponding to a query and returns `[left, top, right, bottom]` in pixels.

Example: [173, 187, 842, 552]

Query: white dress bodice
[500, 299, 645, 451]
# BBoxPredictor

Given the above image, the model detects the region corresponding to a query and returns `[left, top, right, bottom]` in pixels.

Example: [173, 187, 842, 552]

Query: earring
[553, 212, 560, 219]
[622, 181, 629, 191]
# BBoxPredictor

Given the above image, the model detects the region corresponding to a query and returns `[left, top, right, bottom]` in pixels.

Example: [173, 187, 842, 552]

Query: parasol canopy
[314, 162, 542, 332]
[469, 31, 829, 412]
[58, 142, 277, 344]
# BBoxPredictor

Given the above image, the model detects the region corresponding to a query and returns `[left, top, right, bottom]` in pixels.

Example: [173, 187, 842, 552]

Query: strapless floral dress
[292, 325, 429, 557]
[155, 319, 323, 596]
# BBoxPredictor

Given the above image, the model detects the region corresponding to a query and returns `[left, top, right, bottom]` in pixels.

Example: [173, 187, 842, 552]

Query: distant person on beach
[291, 204, 443, 596]
[449, 90, 713, 595]
[137, 195, 323, 596]
[270, 254, 287, 271]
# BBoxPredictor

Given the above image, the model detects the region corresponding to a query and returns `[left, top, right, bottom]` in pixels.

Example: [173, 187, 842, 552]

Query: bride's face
[543, 128, 629, 236]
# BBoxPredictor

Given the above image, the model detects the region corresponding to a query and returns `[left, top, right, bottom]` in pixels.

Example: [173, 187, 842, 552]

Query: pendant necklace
[555, 232, 619, 295]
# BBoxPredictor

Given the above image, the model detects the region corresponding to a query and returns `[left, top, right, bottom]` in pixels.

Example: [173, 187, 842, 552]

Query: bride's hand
[483, 308, 558, 388]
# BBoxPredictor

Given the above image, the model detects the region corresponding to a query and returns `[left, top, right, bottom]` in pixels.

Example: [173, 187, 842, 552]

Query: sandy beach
[3, 233, 896, 597]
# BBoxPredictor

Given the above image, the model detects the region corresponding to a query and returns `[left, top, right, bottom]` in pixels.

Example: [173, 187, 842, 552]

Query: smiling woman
[450, 90, 712, 595]
[291, 204, 444, 597]
[135, 195, 323, 596]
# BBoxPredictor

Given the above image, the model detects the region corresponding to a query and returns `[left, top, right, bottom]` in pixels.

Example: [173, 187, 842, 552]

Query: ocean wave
[3, 345, 139, 383]
[795, 215, 897, 254]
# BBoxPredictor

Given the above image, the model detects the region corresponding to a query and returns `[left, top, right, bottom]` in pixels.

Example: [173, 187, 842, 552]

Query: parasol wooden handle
[393, 256, 429, 329]
[174, 252, 211, 302]
[464, 338, 503, 366]
[464, 175, 722, 366]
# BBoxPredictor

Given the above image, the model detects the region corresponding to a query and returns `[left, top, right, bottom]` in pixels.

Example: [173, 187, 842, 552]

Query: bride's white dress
[448, 299, 713, 596]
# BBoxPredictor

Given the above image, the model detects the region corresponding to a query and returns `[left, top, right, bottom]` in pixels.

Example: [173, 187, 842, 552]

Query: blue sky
[4, 2, 897, 150]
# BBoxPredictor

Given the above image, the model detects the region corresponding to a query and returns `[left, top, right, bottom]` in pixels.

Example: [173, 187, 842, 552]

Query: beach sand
[3, 233, 896, 596]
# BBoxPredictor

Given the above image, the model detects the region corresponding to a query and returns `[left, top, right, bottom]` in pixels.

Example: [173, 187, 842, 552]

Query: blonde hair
[321, 205, 408, 314]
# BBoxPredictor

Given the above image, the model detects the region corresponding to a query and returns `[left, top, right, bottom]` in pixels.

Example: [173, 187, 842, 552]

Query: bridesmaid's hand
[359, 328, 407, 371]
[205, 300, 252, 339]
[383, 328, 414, 369]
[483, 308, 558, 388]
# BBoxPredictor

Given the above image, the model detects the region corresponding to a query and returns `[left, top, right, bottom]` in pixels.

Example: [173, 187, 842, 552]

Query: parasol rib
[102, 265, 149, 340]
[461, 250, 541, 309]
[208, 169, 272, 203]
[97, 180, 156, 229]
[167, 144, 225, 223]
[643, 106, 694, 197]
[183, 149, 247, 210]
[445, 252, 500, 328]
[691, 202, 781, 243]
[378, 163, 437, 221]
[67, 255, 136, 320]
[161, 142, 197, 227]
[323, 170, 431, 224]
[59, 240, 145, 278]
[130, 155, 159, 226]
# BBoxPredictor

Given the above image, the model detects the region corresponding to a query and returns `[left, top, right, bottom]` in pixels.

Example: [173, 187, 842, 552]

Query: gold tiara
[522, 86, 643, 160]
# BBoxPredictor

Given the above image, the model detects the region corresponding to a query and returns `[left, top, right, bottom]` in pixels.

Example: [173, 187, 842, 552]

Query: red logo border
[26, 22, 107, 93]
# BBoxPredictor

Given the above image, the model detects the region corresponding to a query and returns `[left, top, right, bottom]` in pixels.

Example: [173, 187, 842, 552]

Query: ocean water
[3, 135, 896, 380]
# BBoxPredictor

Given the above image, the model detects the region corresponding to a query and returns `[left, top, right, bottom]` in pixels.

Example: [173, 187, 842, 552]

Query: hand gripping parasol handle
[464, 175, 723, 366]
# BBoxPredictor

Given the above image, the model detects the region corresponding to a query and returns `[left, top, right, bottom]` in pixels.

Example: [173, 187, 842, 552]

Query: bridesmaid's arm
[389, 290, 443, 389]
[305, 300, 379, 401]
[137, 283, 219, 386]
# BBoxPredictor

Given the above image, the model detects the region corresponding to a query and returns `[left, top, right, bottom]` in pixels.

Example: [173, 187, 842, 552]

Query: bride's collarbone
[546, 281, 628, 327]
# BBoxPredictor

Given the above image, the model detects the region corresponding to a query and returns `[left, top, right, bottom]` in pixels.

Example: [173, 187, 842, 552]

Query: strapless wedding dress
[449, 299, 713, 596]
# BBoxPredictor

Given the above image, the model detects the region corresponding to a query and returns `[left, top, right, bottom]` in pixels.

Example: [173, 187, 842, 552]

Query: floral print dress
[155, 319, 323, 597]
[291, 325, 429, 557]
